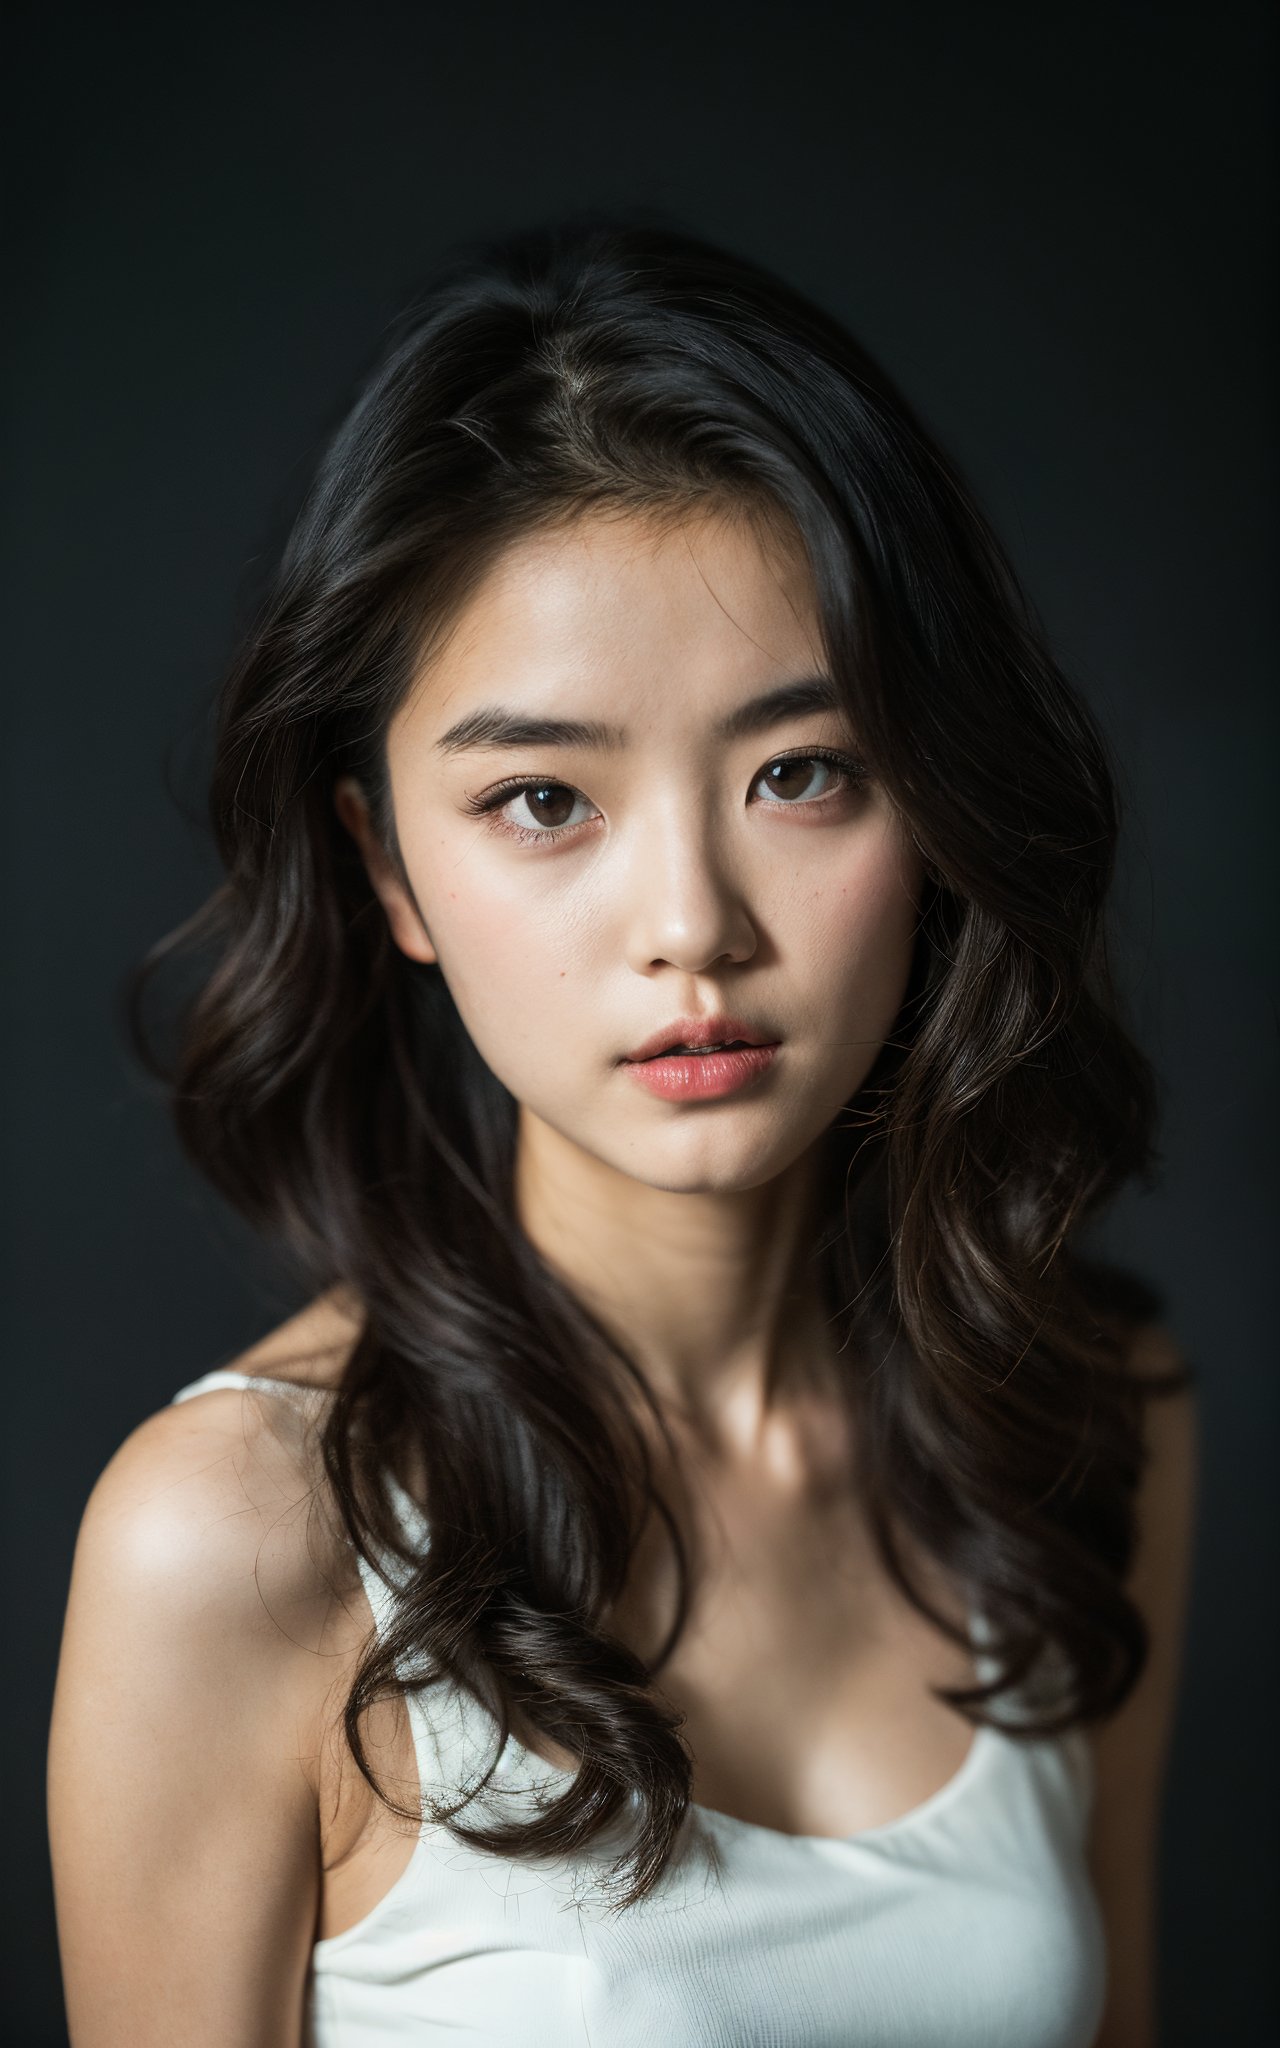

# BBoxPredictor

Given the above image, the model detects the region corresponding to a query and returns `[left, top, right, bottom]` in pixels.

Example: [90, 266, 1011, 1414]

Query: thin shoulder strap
[169, 1367, 317, 1404]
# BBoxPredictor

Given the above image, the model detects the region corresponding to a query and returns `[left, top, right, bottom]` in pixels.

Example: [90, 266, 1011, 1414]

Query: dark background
[5, 2, 1275, 2040]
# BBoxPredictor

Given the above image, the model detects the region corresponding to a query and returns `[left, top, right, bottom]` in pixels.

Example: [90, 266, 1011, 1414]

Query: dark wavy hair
[127, 210, 1192, 1908]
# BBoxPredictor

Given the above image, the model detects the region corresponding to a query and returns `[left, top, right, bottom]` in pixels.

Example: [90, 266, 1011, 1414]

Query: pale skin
[340, 501, 924, 1444]
[48, 503, 1197, 2047]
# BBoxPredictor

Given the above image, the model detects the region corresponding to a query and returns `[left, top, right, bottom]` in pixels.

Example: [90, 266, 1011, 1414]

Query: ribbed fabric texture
[172, 1368, 1108, 2046]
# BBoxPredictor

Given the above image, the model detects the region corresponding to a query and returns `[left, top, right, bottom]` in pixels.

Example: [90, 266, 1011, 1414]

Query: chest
[607, 1456, 983, 1833]
[313, 1465, 983, 1941]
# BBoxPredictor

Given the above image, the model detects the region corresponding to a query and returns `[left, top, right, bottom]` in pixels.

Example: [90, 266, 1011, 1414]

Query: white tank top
[171, 1368, 1108, 2047]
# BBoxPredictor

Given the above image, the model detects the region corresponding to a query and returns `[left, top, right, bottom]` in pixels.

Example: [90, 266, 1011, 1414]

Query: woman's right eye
[465, 779, 597, 844]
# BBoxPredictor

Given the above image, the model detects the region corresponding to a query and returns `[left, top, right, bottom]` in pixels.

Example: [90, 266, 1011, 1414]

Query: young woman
[48, 215, 1197, 2048]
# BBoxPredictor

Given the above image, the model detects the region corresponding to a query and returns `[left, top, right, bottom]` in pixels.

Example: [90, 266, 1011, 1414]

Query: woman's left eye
[464, 748, 868, 846]
[753, 752, 855, 806]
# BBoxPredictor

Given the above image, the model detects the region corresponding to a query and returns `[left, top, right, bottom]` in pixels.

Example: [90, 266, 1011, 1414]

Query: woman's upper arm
[48, 1394, 338, 2048]
[1087, 1322, 1200, 2048]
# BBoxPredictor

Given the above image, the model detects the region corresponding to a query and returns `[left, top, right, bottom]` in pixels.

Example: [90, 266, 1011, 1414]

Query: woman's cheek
[819, 844, 921, 1067]
[806, 828, 918, 965]
[421, 875, 581, 1084]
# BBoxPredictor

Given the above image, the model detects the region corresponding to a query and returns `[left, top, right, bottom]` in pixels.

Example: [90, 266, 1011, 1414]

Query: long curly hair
[126, 210, 1191, 1908]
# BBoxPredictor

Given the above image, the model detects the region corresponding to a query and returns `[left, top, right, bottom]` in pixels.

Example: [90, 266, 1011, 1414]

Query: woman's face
[338, 503, 924, 1196]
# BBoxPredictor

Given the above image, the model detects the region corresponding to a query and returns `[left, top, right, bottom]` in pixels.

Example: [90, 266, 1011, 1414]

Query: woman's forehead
[393, 505, 824, 748]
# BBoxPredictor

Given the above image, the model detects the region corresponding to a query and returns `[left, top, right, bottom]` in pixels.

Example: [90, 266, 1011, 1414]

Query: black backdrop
[5, 3, 1276, 2041]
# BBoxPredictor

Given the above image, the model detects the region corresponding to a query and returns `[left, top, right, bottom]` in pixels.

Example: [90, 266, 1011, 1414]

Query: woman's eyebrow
[434, 675, 840, 757]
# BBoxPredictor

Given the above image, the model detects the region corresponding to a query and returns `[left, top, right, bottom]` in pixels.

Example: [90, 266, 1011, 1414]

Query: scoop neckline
[312, 1707, 999, 1962]
[375, 1469, 1005, 1852]
[490, 1710, 997, 1854]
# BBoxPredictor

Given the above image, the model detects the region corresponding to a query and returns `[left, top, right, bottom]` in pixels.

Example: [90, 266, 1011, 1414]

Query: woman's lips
[621, 1043, 779, 1101]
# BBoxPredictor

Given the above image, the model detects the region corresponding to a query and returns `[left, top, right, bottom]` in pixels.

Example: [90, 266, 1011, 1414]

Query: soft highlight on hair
[127, 209, 1192, 1908]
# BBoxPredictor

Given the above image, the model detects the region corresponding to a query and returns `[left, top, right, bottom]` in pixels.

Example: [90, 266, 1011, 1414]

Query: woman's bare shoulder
[88, 1286, 370, 1618]
[49, 1291, 375, 2041]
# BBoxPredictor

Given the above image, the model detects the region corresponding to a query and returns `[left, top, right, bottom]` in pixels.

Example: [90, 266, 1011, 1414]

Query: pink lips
[621, 1043, 780, 1101]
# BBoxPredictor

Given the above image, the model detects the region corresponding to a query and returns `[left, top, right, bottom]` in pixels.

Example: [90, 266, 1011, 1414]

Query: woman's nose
[619, 805, 759, 975]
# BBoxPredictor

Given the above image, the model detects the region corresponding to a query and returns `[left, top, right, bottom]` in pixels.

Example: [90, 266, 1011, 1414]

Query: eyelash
[462, 747, 870, 847]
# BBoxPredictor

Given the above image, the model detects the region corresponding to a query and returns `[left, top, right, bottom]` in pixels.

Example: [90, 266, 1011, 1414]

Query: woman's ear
[333, 774, 437, 966]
